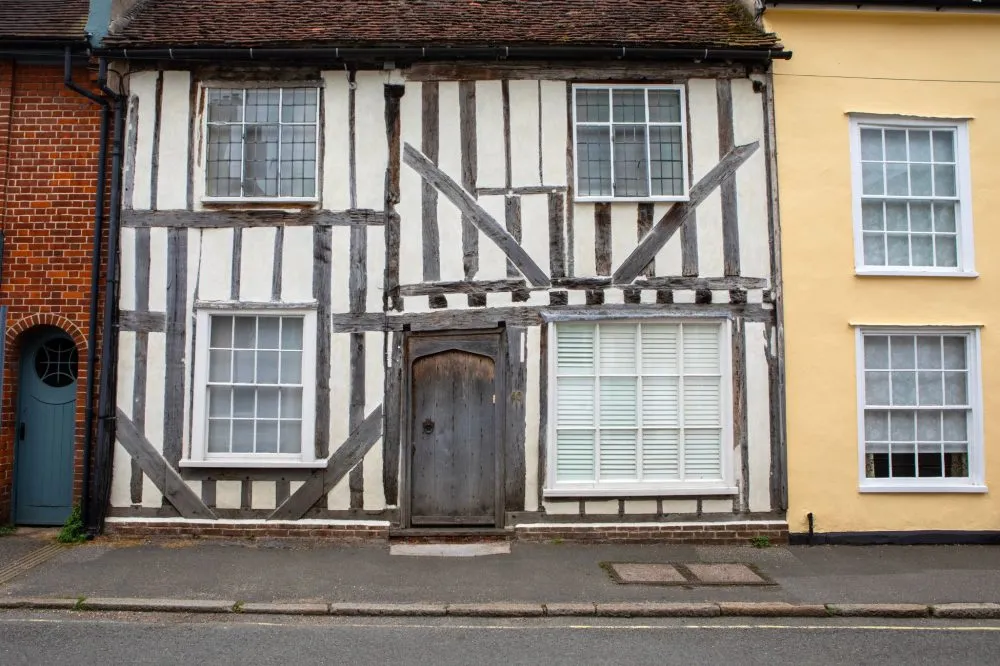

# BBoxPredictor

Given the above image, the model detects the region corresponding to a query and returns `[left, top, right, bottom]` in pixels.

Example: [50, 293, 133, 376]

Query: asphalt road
[1, 612, 999, 665]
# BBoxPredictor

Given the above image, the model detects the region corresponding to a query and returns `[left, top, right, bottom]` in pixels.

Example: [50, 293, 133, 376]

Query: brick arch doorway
[14, 325, 80, 525]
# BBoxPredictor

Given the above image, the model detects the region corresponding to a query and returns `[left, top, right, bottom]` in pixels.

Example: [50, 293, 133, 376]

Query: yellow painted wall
[766, 8, 1000, 533]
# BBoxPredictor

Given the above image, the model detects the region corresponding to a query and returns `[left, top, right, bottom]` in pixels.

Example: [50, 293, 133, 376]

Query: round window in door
[34, 337, 79, 388]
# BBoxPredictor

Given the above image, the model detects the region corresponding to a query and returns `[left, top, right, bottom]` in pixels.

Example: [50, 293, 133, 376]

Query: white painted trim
[105, 517, 391, 527]
[849, 322, 985, 328]
[202, 197, 320, 205]
[517, 520, 787, 529]
[854, 326, 985, 491]
[768, 3, 1000, 16]
[848, 114, 975, 275]
[188, 308, 318, 467]
[545, 319, 736, 496]
[571, 83, 690, 203]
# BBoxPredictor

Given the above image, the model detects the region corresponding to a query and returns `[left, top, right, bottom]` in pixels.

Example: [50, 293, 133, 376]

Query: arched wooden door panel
[403, 331, 505, 528]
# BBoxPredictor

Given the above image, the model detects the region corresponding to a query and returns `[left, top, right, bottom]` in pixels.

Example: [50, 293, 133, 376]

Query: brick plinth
[103, 520, 391, 542]
[515, 522, 789, 545]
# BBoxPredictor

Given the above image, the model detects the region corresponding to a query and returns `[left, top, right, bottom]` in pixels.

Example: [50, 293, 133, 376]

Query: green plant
[749, 535, 771, 549]
[0, 524, 16, 537]
[57, 505, 87, 544]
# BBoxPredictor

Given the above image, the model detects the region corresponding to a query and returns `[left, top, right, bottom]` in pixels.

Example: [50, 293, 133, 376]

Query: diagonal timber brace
[612, 141, 760, 284]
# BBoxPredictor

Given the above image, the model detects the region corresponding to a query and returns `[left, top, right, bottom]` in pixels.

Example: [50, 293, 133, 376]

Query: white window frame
[184, 307, 321, 468]
[855, 326, 986, 493]
[544, 318, 736, 497]
[199, 83, 322, 205]
[849, 115, 975, 277]
[572, 83, 690, 203]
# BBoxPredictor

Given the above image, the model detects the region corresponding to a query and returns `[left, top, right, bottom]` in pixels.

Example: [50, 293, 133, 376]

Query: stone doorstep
[5, 598, 991, 619]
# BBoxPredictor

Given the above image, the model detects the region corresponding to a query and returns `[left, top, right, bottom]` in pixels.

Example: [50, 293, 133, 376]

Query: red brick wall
[0, 60, 106, 523]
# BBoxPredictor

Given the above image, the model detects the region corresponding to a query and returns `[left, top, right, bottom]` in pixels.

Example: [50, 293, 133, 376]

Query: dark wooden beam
[612, 141, 759, 284]
[403, 143, 550, 287]
[122, 208, 390, 229]
[162, 228, 187, 469]
[460, 80, 479, 281]
[717, 79, 741, 277]
[477, 185, 567, 196]
[406, 62, 753, 82]
[119, 310, 165, 333]
[268, 405, 384, 520]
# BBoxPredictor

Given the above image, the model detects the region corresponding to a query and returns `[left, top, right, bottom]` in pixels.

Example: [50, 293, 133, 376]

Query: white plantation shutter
[553, 321, 725, 487]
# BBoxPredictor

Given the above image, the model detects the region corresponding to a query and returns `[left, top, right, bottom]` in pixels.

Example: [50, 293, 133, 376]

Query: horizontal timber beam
[120, 310, 166, 333]
[477, 185, 567, 197]
[123, 208, 393, 229]
[406, 61, 754, 81]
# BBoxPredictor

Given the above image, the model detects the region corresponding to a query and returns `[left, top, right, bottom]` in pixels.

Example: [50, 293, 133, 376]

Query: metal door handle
[18, 423, 25, 441]
[422, 419, 435, 434]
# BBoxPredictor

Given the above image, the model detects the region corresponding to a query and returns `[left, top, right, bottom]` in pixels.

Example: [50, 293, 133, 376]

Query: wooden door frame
[399, 327, 507, 529]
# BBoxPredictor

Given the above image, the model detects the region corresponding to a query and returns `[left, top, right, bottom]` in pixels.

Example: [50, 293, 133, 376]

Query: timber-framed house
[99, 0, 792, 542]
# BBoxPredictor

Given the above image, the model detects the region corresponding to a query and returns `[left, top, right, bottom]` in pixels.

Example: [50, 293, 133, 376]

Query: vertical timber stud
[313, 225, 333, 459]
[186, 75, 197, 211]
[131, 228, 151, 503]
[149, 70, 163, 210]
[548, 193, 566, 280]
[162, 229, 187, 470]
[349, 77, 367, 509]
[459, 80, 480, 307]
[506, 196, 529, 302]
[385, 85, 404, 312]
[732, 316, 749, 513]
[717, 79, 740, 277]
[383, 331, 403, 505]
[502, 80, 512, 189]
[271, 226, 284, 301]
[537, 324, 548, 511]
[564, 82, 575, 278]
[681, 81, 699, 277]
[505, 327, 527, 512]
[421, 82, 444, 309]
[592, 203, 611, 304]
[230, 226, 243, 300]
[122, 96, 139, 214]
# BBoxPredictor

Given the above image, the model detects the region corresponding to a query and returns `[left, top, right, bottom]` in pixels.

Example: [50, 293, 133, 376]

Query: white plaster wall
[732, 79, 771, 281]
[475, 80, 506, 189]
[520, 194, 550, 306]
[661, 499, 698, 513]
[475, 195, 509, 282]
[366, 226, 385, 313]
[182, 229, 200, 455]
[116, 331, 135, 423]
[625, 500, 658, 514]
[397, 80, 424, 288]
[585, 500, 619, 515]
[215, 480, 241, 509]
[148, 228, 168, 312]
[687, 79, 724, 278]
[195, 228, 233, 302]
[509, 80, 541, 187]
[539, 81, 568, 186]
[746, 322, 773, 513]
[653, 202, 683, 276]
[354, 72, 388, 210]
[109, 442, 133, 508]
[610, 203, 638, 277]
[702, 499, 735, 514]
[573, 203, 596, 277]
[118, 228, 136, 310]
[330, 226, 351, 314]
[252, 481, 277, 510]
[280, 226, 314, 302]
[542, 501, 579, 515]
[363, 331, 386, 510]
[436, 82, 465, 281]
[523, 326, 541, 511]
[239, 227, 276, 302]
[322, 70, 351, 209]
[156, 71, 191, 209]
[329, 332, 352, 451]
[144, 331, 167, 462]
[129, 71, 157, 210]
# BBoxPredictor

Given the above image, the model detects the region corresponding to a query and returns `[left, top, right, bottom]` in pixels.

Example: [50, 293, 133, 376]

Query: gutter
[97, 45, 792, 63]
[63, 46, 109, 536]
[765, 0, 999, 9]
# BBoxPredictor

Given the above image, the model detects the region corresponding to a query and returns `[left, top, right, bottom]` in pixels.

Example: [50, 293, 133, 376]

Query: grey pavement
[1, 536, 1000, 605]
[0, 530, 59, 568]
[1, 612, 999, 665]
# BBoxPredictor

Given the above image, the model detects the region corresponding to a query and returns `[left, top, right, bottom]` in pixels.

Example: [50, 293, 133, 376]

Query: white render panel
[363, 331, 386, 511]
[130, 71, 157, 210]
[661, 499, 698, 513]
[331, 226, 350, 313]
[687, 79, 724, 278]
[624, 500, 658, 514]
[147, 228, 168, 312]
[144, 332, 167, 460]
[140, 473, 162, 508]
[746, 322, 772, 513]
[280, 226, 314, 302]
[696, 191, 725, 277]
[119, 228, 136, 310]
[475, 80, 506, 189]
[239, 227, 276, 302]
[520, 194, 550, 277]
[330, 332, 351, 449]
[508, 80, 541, 187]
[321, 70, 351, 210]
[109, 442, 132, 507]
[398, 80, 424, 287]
[437, 82, 465, 281]
[116, 332, 135, 421]
[653, 202, 683, 276]
[701, 499, 734, 514]
[539, 80, 568, 186]
[610, 203, 637, 278]
[366, 226, 386, 313]
[363, 438, 385, 510]
[477, 195, 509, 281]
[355, 72, 388, 210]
[568, 290, 587, 305]
[585, 500, 619, 515]
[523, 326, 541, 512]
[183, 230, 200, 452]
[542, 501, 579, 515]
[156, 71, 191, 209]
[251, 481, 277, 510]
[215, 480, 241, 509]
[185, 480, 202, 502]
[573, 203, 596, 277]
[732, 79, 771, 280]
[196, 228, 233, 302]
[328, 478, 350, 510]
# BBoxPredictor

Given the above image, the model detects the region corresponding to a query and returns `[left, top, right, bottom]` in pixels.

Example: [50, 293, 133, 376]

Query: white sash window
[547, 321, 734, 496]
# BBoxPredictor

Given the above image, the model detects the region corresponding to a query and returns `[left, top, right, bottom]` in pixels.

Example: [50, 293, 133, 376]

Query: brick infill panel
[515, 522, 788, 545]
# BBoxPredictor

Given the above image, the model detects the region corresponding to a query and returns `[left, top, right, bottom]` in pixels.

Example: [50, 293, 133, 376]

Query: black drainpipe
[63, 47, 109, 533]
[91, 65, 124, 536]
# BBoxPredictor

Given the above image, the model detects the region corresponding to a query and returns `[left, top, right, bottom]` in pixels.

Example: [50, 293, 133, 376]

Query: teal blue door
[15, 329, 78, 525]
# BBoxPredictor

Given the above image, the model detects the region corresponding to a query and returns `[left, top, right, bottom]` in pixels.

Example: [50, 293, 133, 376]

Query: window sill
[855, 268, 979, 279]
[180, 459, 327, 469]
[201, 197, 319, 205]
[859, 483, 987, 494]
[544, 485, 737, 498]
[574, 196, 690, 204]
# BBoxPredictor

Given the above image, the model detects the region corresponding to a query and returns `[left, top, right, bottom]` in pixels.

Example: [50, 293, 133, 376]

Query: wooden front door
[405, 331, 504, 527]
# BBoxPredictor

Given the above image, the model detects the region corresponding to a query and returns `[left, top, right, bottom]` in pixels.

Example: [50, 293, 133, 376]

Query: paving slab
[0, 536, 51, 568]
